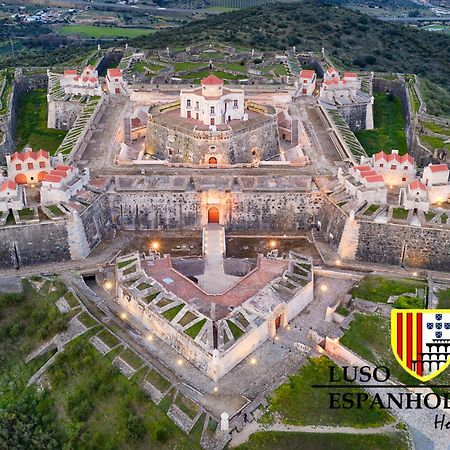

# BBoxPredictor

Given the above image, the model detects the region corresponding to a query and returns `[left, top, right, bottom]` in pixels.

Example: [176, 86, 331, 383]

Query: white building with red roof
[298, 69, 316, 96]
[6, 149, 56, 185]
[421, 163, 450, 204]
[361, 150, 416, 187]
[61, 65, 102, 96]
[338, 166, 387, 204]
[400, 179, 429, 212]
[106, 68, 126, 95]
[320, 68, 361, 103]
[180, 75, 246, 127]
[40, 166, 90, 205]
[0, 180, 25, 213]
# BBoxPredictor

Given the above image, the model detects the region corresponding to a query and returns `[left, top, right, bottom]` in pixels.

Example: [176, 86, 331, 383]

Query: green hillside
[133, 1, 450, 91]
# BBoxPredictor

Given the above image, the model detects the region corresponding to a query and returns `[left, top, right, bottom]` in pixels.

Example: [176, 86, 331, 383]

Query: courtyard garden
[15, 89, 67, 154]
[355, 92, 407, 156]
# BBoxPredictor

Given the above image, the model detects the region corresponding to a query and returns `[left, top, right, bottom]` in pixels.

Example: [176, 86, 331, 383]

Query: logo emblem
[391, 310, 450, 381]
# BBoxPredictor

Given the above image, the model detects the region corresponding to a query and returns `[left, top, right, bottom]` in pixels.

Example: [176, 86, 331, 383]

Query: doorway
[208, 157, 217, 165]
[208, 207, 220, 224]
[275, 315, 282, 330]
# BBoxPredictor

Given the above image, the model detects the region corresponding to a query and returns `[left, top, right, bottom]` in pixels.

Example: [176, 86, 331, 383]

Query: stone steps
[338, 217, 360, 260]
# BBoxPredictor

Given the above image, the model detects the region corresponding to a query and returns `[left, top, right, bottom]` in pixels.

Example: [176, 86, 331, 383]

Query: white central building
[180, 75, 247, 127]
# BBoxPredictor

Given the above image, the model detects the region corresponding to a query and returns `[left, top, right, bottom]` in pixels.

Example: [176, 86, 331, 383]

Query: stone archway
[14, 174, 27, 185]
[208, 207, 220, 224]
[208, 157, 218, 165]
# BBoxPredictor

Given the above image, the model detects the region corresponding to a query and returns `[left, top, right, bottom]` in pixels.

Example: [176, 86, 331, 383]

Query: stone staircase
[67, 211, 91, 260]
[337, 217, 360, 260]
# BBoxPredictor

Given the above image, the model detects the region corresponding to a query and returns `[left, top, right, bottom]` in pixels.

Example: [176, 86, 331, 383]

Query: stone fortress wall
[2, 185, 450, 270]
[146, 111, 279, 164]
[0, 73, 47, 163]
[47, 100, 84, 130]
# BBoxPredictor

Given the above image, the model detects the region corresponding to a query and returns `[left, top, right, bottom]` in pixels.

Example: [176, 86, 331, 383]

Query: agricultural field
[355, 92, 407, 156]
[15, 89, 67, 154]
[58, 25, 157, 39]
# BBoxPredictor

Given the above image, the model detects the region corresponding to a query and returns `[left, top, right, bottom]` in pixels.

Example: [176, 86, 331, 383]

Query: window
[402, 177, 406, 182]
[27, 163, 33, 170]
[210, 106, 215, 115]
[403, 166, 408, 170]
[196, 101, 199, 109]
[187, 99, 191, 107]
[39, 161, 45, 168]
[234, 99, 238, 107]
[379, 163, 384, 168]
[15, 164, 21, 170]
[391, 165, 397, 170]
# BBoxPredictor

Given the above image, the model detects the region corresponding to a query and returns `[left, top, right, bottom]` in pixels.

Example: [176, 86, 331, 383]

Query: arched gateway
[208, 207, 220, 224]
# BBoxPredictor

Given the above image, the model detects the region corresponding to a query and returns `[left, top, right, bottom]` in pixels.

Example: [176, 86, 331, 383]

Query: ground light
[270, 239, 277, 248]
[320, 284, 328, 292]
[250, 357, 257, 365]
[177, 359, 183, 366]
[120, 312, 127, 320]
[104, 280, 113, 290]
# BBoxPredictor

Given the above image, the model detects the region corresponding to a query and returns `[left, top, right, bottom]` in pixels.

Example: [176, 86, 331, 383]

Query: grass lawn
[263, 356, 394, 427]
[216, 62, 247, 73]
[58, 25, 155, 39]
[437, 288, 450, 308]
[47, 334, 201, 449]
[174, 393, 199, 420]
[341, 313, 450, 394]
[15, 89, 67, 154]
[236, 431, 408, 450]
[363, 204, 379, 216]
[77, 311, 98, 329]
[418, 78, 450, 118]
[260, 64, 288, 76]
[420, 134, 450, 151]
[162, 304, 184, 321]
[146, 368, 171, 392]
[355, 92, 407, 156]
[133, 61, 164, 73]
[392, 207, 409, 220]
[227, 320, 244, 340]
[17, 208, 37, 220]
[421, 121, 450, 137]
[96, 329, 120, 349]
[349, 275, 427, 303]
[185, 318, 206, 339]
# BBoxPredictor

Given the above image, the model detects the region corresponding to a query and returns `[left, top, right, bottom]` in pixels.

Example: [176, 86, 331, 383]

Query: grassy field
[437, 288, 450, 309]
[15, 89, 67, 154]
[262, 356, 394, 427]
[349, 275, 426, 304]
[355, 92, 407, 156]
[59, 25, 156, 39]
[341, 313, 450, 394]
[419, 78, 450, 118]
[235, 430, 409, 450]
[420, 134, 450, 152]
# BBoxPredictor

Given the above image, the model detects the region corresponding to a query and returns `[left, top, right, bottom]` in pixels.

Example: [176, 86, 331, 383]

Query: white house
[421, 163, 450, 204]
[320, 70, 361, 103]
[180, 75, 246, 127]
[6, 149, 56, 185]
[40, 165, 90, 205]
[401, 179, 429, 212]
[106, 68, 126, 95]
[298, 69, 316, 96]
[61, 65, 102, 96]
[361, 150, 416, 187]
[0, 180, 24, 213]
[338, 166, 387, 204]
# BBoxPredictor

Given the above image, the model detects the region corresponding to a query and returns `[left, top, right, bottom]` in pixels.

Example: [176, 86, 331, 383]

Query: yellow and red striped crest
[391, 310, 450, 381]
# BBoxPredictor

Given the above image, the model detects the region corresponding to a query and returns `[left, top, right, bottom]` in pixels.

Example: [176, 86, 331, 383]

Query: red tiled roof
[201, 74, 224, 86]
[352, 165, 371, 172]
[365, 175, 384, 183]
[1, 180, 16, 191]
[43, 174, 63, 183]
[429, 164, 449, 173]
[374, 151, 414, 165]
[107, 68, 122, 78]
[131, 117, 143, 128]
[86, 64, 95, 70]
[300, 69, 315, 80]
[89, 77, 97, 83]
[409, 179, 426, 191]
[64, 69, 77, 75]
[343, 72, 358, 78]
[323, 79, 339, 86]
[82, 76, 89, 82]
[10, 149, 49, 162]
[55, 165, 73, 172]
[327, 67, 338, 74]
[361, 170, 378, 178]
